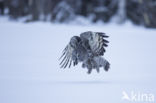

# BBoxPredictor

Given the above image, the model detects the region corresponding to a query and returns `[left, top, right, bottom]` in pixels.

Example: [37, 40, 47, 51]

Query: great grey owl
[59, 31, 110, 74]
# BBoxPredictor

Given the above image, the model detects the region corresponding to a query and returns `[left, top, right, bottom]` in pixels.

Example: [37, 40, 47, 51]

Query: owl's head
[70, 36, 81, 48]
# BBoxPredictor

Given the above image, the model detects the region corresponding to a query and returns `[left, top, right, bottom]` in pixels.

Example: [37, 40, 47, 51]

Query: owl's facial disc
[70, 36, 81, 48]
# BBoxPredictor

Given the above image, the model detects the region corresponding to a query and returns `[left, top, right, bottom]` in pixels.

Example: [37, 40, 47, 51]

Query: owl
[59, 31, 110, 74]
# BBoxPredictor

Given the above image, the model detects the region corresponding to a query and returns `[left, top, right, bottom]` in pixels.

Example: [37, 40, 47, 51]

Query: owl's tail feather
[93, 56, 110, 72]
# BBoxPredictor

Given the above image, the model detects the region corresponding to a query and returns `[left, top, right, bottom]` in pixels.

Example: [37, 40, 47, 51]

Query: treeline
[0, 0, 156, 28]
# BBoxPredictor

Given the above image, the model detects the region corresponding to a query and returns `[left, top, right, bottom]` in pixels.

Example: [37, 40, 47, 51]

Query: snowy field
[0, 17, 156, 103]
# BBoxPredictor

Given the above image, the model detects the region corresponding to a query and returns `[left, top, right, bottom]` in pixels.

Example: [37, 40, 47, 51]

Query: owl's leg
[86, 59, 93, 74]
[73, 58, 78, 66]
[82, 63, 85, 68]
[82, 59, 89, 68]
[91, 60, 99, 73]
[104, 61, 110, 71]
[87, 68, 92, 74]
[96, 67, 100, 73]
[72, 51, 78, 66]
[97, 57, 110, 72]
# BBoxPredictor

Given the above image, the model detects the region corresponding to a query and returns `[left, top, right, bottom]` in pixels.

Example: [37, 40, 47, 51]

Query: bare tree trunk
[0, 0, 4, 15]
[116, 0, 126, 23]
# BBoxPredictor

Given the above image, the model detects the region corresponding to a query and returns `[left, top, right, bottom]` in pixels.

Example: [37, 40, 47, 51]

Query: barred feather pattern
[59, 44, 74, 68]
[59, 31, 110, 74]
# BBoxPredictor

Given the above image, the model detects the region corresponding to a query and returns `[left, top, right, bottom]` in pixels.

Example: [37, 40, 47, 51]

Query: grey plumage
[59, 31, 110, 74]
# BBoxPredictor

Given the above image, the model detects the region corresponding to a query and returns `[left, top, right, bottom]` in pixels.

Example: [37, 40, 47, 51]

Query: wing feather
[59, 50, 68, 65]
[59, 41, 78, 68]
[62, 56, 70, 68]
[89, 32, 109, 56]
[60, 44, 73, 68]
[68, 58, 72, 68]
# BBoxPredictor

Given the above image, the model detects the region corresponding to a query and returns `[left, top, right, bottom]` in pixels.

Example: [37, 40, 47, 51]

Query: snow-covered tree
[51, 1, 75, 22]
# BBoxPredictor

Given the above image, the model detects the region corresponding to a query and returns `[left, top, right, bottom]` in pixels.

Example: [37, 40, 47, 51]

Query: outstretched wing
[59, 40, 79, 69]
[89, 32, 109, 56]
[59, 44, 74, 68]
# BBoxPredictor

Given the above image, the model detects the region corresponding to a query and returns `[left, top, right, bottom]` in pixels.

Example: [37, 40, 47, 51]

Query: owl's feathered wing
[59, 36, 80, 69]
[89, 32, 109, 56]
[59, 31, 110, 74]
[80, 31, 109, 56]
[80, 31, 110, 73]
[59, 44, 74, 68]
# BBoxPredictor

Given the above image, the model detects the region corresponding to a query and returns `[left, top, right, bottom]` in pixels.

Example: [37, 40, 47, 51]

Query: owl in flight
[59, 31, 110, 74]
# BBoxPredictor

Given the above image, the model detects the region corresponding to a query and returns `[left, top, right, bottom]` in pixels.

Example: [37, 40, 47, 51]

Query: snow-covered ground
[0, 17, 156, 103]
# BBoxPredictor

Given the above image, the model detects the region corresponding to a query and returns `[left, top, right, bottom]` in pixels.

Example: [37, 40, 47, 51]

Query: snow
[0, 17, 156, 103]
